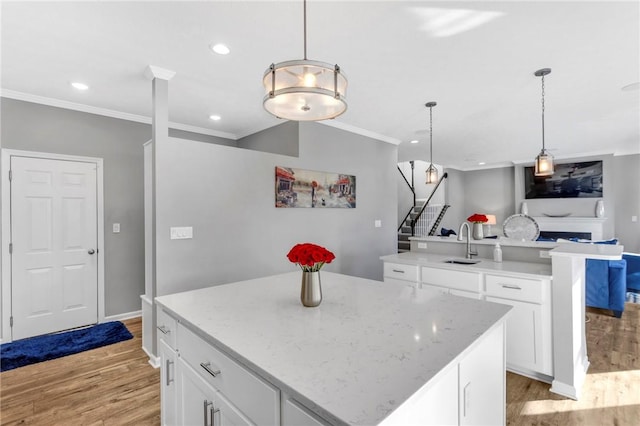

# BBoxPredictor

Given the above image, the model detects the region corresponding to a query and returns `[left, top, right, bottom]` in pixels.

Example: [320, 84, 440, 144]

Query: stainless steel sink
[443, 258, 481, 265]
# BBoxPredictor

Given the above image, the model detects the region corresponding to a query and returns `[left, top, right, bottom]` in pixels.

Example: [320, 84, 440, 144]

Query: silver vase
[301, 271, 322, 307]
[472, 222, 484, 240]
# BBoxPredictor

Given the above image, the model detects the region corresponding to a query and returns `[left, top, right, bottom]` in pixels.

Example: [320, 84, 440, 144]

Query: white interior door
[10, 156, 98, 340]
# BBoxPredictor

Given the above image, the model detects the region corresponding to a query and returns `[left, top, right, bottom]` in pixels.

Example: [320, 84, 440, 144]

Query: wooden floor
[0, 318, 160, 425]
[1, 305, 638, 425]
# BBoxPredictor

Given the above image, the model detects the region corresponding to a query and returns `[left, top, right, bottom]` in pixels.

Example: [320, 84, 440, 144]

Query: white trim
[1, 90, 238, 140]
[104, 310, 142, 323]
[0, 149, 105, 342]
[319, 120, 401, 145]
[144, 65, 176, 81]
[143, 347, 161, 369]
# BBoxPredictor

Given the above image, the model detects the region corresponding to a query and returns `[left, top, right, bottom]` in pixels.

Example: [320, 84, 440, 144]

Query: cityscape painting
[275, 167, 356, 208]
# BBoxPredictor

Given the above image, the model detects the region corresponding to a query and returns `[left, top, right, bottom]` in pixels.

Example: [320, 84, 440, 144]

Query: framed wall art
[275, 166, 356, 208]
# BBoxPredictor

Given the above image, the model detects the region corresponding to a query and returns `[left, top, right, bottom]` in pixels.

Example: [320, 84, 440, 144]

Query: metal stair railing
[410, 172, 448, 236]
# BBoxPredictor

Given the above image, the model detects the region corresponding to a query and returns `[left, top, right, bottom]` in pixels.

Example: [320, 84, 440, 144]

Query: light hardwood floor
[1, 305, 638, 425]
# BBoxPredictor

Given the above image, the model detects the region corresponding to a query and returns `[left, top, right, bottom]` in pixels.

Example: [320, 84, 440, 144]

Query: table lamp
[485, 215, 497, 236]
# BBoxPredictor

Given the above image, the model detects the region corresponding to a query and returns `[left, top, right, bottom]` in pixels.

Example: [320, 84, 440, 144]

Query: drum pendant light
[263, 0, 347, 121]
[534, 68, 554, 176]
[425, 102, 438, 184]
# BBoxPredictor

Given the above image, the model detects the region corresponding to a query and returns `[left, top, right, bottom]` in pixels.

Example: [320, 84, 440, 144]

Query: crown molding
[1, 89, 238, 140]
[144, 65, 176, 81]
[319, 120, 401, 145]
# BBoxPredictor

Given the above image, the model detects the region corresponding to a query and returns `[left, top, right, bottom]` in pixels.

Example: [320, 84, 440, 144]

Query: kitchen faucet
[457, 222, 478, 259]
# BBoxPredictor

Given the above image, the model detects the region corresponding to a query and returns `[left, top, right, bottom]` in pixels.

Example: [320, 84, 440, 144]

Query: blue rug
[0, 321, 133, 372]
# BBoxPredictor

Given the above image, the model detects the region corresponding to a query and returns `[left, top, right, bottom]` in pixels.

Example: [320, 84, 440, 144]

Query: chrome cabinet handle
[157, 325, 170, 334]
[203, 400, 213, 426]
[211, 405, 220, 426]
[88, 248, 95, 255]
[392, 269, 405, 273]
[165, 359, 174, 386]
[200, 362, 221, 378]
[501, 284, 522, 290]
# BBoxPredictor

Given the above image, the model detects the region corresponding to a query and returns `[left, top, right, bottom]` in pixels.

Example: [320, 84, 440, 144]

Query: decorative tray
[503, 214, 540, 241]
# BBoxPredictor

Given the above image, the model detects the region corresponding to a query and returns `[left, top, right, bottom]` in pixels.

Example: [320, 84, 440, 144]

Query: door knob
[88, 249, 96, 255]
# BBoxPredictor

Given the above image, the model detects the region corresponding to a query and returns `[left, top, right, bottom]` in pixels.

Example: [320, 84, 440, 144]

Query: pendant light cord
[541, 74, 545, 151]
[303, 0, 307, 60]
[429, 106, 433, 163]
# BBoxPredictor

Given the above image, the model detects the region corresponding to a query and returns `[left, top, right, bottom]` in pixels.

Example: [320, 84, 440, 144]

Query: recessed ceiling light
[410, 140, 419, 144]
[209, 115, 221, 121]
[210, 43, 230, 55]
[621, 82, 640, 91]
[71, 82, 89, 91]
[478, 162, 486, 165]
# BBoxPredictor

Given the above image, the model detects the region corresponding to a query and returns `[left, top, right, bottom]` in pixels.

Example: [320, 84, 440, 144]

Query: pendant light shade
[263, 1, 347, 121]
[425, 102, 438, 184]
[534, 68, 554, 176]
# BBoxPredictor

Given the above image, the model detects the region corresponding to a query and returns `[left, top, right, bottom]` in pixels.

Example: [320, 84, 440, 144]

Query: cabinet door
[459, 323, 505, 426]
[177, 358, 253, 426]
[486, 297, 543, 374]
[159, 339, 177, 426]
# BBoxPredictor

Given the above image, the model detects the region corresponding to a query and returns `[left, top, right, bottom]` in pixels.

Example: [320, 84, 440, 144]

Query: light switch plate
[113, 223, 120, 233]
[374, 220, 382, 228]
[170, 226, 193, 240]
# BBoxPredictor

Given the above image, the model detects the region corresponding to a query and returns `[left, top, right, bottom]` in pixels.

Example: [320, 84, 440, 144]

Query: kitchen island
[155, 271, 511, 425]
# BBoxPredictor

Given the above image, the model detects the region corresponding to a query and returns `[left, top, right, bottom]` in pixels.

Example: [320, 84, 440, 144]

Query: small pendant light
[534, 68, 554, 176]
[425, 102, 438, 184]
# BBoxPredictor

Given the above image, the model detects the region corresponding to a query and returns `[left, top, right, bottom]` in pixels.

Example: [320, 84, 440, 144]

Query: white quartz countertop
[155, 271, 511, 425]
[381, 252, 553, 279]
[409, 235, 558, 248]
[550, 242, 623, 260]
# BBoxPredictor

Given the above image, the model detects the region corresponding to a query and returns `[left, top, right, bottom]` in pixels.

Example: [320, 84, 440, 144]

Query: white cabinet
[383, 262, 419, 286]
[380, 322, 505, 425]
[159, 339, 178, 426]
[485, 274, 552, 378]
[177, 358, 252, 426]
[382, 258, 554, 381]
[282, 396, 326, 426]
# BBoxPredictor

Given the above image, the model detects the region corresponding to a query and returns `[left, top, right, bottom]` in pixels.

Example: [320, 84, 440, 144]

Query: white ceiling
[2, 1, 639, 169]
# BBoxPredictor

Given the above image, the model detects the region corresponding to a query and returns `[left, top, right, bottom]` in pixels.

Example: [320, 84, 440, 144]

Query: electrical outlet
[418, 242, 428, 249]
[374, 220, 382, 228]
[540, 250, 551, 259]
[112, 223, 120, 233]
[632, 216, 638, 223]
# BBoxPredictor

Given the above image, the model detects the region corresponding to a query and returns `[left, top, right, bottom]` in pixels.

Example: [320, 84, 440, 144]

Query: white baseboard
[143, 346, 161, 368]
[105, 310, 142, 322]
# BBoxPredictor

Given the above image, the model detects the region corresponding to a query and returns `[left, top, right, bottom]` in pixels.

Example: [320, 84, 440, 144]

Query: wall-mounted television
[524, 160, 603, 199]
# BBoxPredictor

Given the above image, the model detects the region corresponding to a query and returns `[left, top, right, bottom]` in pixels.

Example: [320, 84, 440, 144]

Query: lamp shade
[263, 60, 348, 121]
[535, 150, 554, 176]
[485, 215, 497, 225]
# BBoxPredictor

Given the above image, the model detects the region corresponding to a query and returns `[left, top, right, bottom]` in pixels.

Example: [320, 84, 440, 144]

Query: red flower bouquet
[287, 243, 335, 272]
[467, 213, 488, 224]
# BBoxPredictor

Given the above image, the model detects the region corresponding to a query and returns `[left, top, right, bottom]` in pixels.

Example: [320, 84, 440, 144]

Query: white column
[144, 65, 175, 361]
[548, 243, 622, 399]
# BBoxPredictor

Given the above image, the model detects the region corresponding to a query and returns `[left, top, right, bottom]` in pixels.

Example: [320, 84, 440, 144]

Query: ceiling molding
[144, 65, 176, 81]
[318, 120, 401, 145]
[1, 89, 239, 140]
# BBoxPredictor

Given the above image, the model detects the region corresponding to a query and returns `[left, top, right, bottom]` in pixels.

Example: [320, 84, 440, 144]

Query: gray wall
[154, 122, 398, 297]
[442, 155, 639, 251]
[613, 154, 640, 252]
[236, 121, 298, 156]
[0, 98, 237, 316]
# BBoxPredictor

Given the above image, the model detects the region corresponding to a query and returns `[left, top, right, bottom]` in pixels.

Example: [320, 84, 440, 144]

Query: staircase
[398, 200, 425, 252]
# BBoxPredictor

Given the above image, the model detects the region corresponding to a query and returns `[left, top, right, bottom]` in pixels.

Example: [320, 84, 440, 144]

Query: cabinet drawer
[421, 266, 481, 293]
[157, 308, 178, 349]
[177, 324, 279, 425]
[384, 262, 419, 282]
[485, 275, 544, 304]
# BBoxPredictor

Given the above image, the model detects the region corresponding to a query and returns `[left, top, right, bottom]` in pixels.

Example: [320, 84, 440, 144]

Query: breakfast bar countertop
[155, 271, 511, 425]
